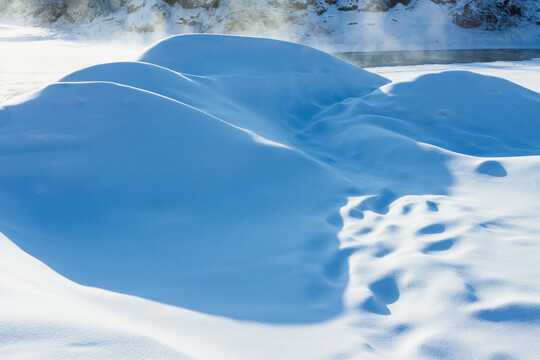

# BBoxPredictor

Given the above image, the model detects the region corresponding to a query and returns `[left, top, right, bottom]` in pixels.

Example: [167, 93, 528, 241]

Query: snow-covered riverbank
[1, 0, 539, 50]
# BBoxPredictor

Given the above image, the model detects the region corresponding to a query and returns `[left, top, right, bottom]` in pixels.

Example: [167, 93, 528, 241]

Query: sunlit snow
[0, 23, 539, 360]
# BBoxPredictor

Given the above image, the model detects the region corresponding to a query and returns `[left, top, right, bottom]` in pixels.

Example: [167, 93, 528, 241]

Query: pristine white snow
[0, 24, 146, 103]
[0, 34, 539, 359]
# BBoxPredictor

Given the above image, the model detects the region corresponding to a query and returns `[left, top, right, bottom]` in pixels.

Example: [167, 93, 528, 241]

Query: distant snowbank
[368, 60, 540, 92]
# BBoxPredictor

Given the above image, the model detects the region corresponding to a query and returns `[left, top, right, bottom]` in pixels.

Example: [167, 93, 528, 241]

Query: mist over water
[337, 49, 540, 67]
[0, 24, 146, 103]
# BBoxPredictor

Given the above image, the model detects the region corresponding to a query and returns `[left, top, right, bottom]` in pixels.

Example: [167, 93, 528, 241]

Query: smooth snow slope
[0, 34, 539, 359]
[0, 35, 388, 324]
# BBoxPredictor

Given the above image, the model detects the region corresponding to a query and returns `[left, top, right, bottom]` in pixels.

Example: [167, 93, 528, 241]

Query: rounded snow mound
[139, 34, 378, 79]
[63, 34, 390, 146]
[1, 34, 540, 329]
[373, 71, 540, 156]
[3, 35, 380, 324]
[316, 70, 540, 158]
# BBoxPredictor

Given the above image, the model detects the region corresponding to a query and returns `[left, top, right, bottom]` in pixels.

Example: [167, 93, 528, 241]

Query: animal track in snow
[361, 274, 400, 315]
[426, 201, 439, 212]
[337, 188, 540, 358]
[476, 160, 507, 177]
[418, 223, 446, 235]
[373, 245, 393, 258]
[474, 302, 540, 323]
[422, 238, 457, 254]
[351, 189, 397, 216]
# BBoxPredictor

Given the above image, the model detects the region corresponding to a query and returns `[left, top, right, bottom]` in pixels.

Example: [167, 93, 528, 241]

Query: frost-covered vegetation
[452, 0, 538, 29]
[0, 0, 537, 32]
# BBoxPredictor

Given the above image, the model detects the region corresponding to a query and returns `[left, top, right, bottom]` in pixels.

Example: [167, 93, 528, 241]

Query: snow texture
[0, 34, 539, 359]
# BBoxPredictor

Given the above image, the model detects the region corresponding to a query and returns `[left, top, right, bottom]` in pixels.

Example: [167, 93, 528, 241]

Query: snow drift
[0, 35, 389, 323]
[0, 34, 539, 359]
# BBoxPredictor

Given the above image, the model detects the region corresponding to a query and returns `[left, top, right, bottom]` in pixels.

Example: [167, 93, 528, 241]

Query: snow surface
[0, 24, 145, 104]
[0, 34, 540, 359]
[368, 60, 540, 93]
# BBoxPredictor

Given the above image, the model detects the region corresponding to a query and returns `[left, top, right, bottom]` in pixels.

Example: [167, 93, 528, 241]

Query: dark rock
[336, 0, 359, 11]
[362, 0, 410, 12]
[453, 3, 482, 28]
[164, 0, 219, 10]
[290, 1, 309, 10]
[430, 0, 456, 4]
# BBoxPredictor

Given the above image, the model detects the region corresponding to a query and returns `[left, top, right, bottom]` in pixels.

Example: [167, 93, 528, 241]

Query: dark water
[335, 49, 540, 67]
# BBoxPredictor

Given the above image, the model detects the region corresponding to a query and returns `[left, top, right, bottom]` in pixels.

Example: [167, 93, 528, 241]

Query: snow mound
[0, 79, 351, 323]
[1, 34, 540, 359]
[63, 34, 389, 146]
[138, 34, 370, 77]
[1, 35, 394, 324]
[370, 71, 540, 156]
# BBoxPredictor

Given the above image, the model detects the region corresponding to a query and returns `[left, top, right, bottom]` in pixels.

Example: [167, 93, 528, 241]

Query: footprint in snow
[422, 237, 457, 254]
[360, 274, 400, 315]
[418, 223, 446, 235]
[373, 245, 393, 258]
[426, 200, 439, 212]
[476, 160, 507, 177]
[473, 302, 540, 323]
